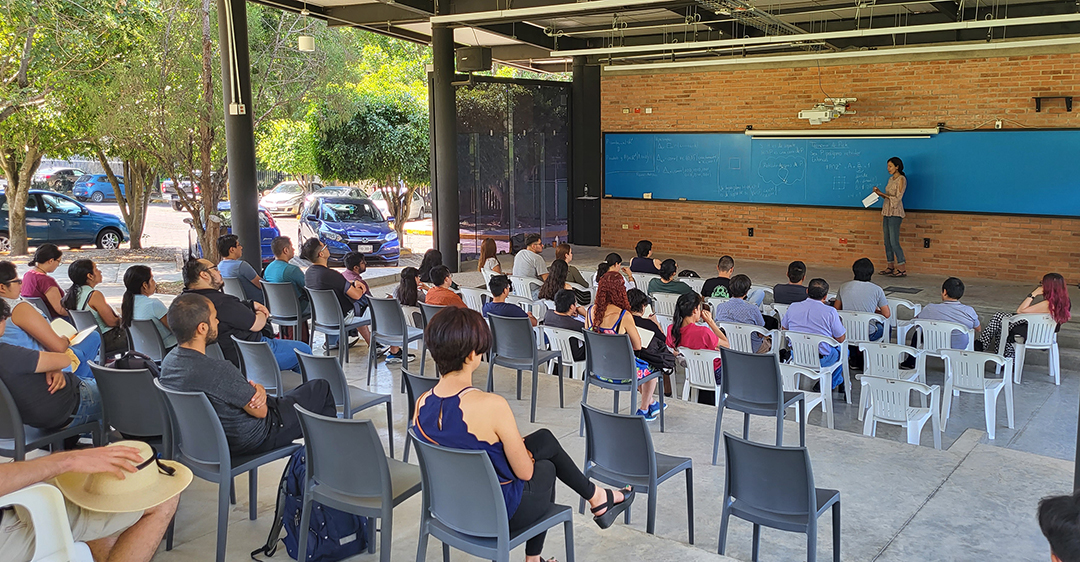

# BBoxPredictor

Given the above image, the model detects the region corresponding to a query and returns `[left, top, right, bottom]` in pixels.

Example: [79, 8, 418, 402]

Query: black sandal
[890, 270, 908, 278]
[879, 267, 895, 275]
[591, 487, 635, 529]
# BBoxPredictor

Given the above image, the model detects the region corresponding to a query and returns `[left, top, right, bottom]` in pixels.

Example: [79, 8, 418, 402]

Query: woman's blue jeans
[883, 216, 905, 264]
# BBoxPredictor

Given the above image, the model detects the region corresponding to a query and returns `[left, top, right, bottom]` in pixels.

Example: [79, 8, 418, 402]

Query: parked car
[33, 168, 85, 192]
[186, 201, 279, 265]
[0, 190, 129, 251]
[260, 180, 322, 216]
[73, 174, 125, 203]
[298, 196, 399, 266]
[369, 188, 425, 221]
[306, 185, 366, 203]
[162, 171, 218, 211]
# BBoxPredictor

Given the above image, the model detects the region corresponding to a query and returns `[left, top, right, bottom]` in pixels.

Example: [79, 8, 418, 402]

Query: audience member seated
[773, 261, 809, 305]
[713, 274, 773, 352]
[587, 272, 660, 420]
[702, 255, 766, 308]
[478, 237, 503, 274]
[0, 261, 101, 382]
[667, 292, 730, 404]
[341, 252, 368, 287]
[216, 234, 264, 304]
[979, 272, 1071, 358]
[556, 243, 589, 287]
[121, 265, 176, 350]
[647, 259, 694, 296]
[484, 275, 537, 326]
[629, 240, 662, 274]
[512, 234, 549, 290]
[0, 299, 102, 433]
[543, 289, 586, 362]
[393, 266, 427, 305]
[0, 444, 183, 562]
[1038, 490, 1080, 562]
[63, 259, 127, 355]
[410, 306, 634, 562]
[417, 249, 443, 285]
[182, 258, 310, 371]
[300, 238, 373, 350]
[913, 277, 981, 350]
[21, 244, 68, 319]
[425, 265, 468, 308]
[539, 259, 590, 305]
[159, 293, 336, 454]
[834, 258, 891, 341]
[626, 289, 676, 397]
[782, 278, 847, 393]
[264, 236, 310, 315]
[595, 253, 635, 291]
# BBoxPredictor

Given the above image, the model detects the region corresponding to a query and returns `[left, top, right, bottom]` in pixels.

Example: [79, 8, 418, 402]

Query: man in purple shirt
[782, 278, 847, 391]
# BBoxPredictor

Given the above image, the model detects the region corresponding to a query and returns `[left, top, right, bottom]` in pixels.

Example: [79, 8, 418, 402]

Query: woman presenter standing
[873, 157, 907, 277]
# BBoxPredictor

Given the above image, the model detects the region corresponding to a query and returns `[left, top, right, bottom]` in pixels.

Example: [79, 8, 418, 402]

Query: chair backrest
[634, 273, 661, 293]
[582, 330, 638, 384]
[1009, 313, 1058, 347]
[581, 404, 655, 480]
[0, 378, 27, 454]
[206, 342, 225, 360]
[940, 349, 1008, 392]
[720, 347, 784, 406]
[909, 319, 968, 353]
[652, 293, 680, 319]
[403, 368, 439, 420]
[772, 302, 790, 321]
[69, 309, 98, 333]
[861, 375, 932, 423]
[723, 433, 815, 520]
[706, 297, 730, 311]
[887, 298, 921, 322]
[481, 268, 497, 286]
[678, 347, 721, 392]
[402, 305, 423, 329]
[751, 284, 774, 299]
[0, 484, 84, 562]
[784, 330, 839, 370]
[413, 437, 509, 539]
[263, 281, 301, 319]
[717, 322, 771, 354]
[222, 276, 246, 300]
[837, 310, 887, 343]
[680, 277, 705, 293]
[507, 275, 541, 299]
[505, 295, 545, 319]
[22, 296, 50, 318]
[654, 314, 673, 338]
[418, 302, 447, 327]
[153, 379, 229, 466]
[779, 364, 816, 393]
[488, 314, 538, 361]
[307, 288, 344, 329]
[232, 336, 284, 393]
[544, 327, 584, 366]
[459, 287, 491, 313]
[858, 342, 919, 380]
[91, 363, 169, 439]
[296, 407, 392, 499]
[127, 319, 167, 362]
[369, 297, 407, 339]
[295, 351, 349, 410]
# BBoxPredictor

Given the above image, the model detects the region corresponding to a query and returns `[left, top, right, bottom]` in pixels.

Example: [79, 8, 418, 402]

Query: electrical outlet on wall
[924, 238, 931, 248]
[747, 228, 754, 237]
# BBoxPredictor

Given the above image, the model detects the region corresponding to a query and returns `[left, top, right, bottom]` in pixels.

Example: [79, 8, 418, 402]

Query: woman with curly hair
[979, 272, 1072, 357]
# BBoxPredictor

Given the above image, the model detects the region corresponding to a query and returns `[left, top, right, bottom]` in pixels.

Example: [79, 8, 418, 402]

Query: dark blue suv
[298, 197, 399, 266]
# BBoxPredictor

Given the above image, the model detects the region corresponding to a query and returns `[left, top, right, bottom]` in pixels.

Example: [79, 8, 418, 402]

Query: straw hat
[54, 441, 192, 513]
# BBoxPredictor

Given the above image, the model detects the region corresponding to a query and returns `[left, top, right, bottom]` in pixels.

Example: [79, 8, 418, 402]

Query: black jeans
[509, 428, 596, 557]
[248, 379, 336, 455]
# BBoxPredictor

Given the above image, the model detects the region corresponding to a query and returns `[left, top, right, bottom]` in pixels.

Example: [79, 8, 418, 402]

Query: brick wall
[599, 53, 1080, 281]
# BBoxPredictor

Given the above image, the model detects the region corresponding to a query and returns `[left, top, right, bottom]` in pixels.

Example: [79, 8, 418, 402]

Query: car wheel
[90, 191, 105, 203]
[0, 231, 9, 253]
[96, 228, 122, 249]
[171, 200, 182, 211]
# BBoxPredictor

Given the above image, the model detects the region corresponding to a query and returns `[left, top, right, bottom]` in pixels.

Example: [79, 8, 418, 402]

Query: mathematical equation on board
[753, 140, 876, 197]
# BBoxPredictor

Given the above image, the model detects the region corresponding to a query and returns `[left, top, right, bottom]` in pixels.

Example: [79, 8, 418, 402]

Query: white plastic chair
[941, 350, 1014, 440]
[861, 375, 941, 449]
[887, 298, 921, 344]
[716, 321, 777, 355]
[507, 275, 542, 299]
[856, 342, 926, 421]
[783, 330, 850, 404]
[401, 305, 424, 351]
[1003, 313, 1060, 385]
[900, 319, 974, 357]
[654, 314, 673, 337]
[779, 363, 833, 429]
[652, 293, 680, 319]
[706, 297, 730, 316]
[679, 277, 705, 294]
[771, 302, 790, 324]
[838, 310, 888, 392]
[635, 273, 662, 294]
[544, 326, 585, 380]
[0, 483, 94, 562]
[460, 287, 492, 314]
[677, 347, 721, 405]
[481, 268, 498, 286]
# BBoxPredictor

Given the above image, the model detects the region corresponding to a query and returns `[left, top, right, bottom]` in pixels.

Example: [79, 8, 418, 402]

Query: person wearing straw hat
[0, 441, 189, 562]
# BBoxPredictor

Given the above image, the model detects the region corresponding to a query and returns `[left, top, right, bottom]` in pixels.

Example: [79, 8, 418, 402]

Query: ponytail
[888, 156, 905, 177]
[62, 259, 95, 311]
[670, 292, 702, 348]
[121, 265, 153, 330]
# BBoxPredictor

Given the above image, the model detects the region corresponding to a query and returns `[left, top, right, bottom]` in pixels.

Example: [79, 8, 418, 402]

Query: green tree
[256, 116, 318, 190]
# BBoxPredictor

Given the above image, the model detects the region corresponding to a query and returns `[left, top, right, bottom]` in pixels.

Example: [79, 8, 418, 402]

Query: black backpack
[106, 350, 160, 377]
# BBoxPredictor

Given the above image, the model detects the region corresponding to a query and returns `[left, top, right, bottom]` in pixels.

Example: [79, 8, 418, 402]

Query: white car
[260, 181, 322, 216]
[370, 189, 425, 221]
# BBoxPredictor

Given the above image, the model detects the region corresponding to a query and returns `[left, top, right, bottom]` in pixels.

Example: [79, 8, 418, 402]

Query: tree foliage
[256, 116, 318, 189]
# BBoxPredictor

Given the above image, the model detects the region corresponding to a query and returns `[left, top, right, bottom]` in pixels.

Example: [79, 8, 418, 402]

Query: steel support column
[570, 56, 602, 246]
[431, 22, 460, 271]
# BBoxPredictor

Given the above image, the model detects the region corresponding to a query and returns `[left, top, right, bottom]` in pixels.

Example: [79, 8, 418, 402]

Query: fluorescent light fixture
[554, 13, 1080, 57]
[602, 36, 1080, 72]
[430, 0, 670, 25]
[745, 128, 939, 137]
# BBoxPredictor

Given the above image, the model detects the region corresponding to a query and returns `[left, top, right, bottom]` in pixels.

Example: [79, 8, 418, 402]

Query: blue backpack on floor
[251, 448, 368, 562]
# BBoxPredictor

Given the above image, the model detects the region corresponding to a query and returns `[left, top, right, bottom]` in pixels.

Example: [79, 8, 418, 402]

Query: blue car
[0, 190, 129, 251]
[298, 197, 399, 266]
[73, 174, 125, 203]
[187, 201, 280, 265]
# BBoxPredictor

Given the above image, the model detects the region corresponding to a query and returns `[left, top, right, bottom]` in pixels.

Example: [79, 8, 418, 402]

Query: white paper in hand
[862, 192, 880, 208]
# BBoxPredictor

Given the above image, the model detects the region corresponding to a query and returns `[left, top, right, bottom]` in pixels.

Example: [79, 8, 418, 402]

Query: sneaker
[636, 408, 658, 421]
[647, 401, 667, 417]
[385, 351, 416, 364]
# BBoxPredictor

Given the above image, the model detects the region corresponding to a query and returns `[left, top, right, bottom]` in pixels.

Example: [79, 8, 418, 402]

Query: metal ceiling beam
[430, 0, 689, 25]
[478, 21, 589, 49]
[325, 4, 429, 25]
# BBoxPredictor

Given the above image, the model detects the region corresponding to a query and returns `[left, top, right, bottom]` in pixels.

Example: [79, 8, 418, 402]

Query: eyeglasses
[135, 446, 176, 477]
[0, 278, 20, 285]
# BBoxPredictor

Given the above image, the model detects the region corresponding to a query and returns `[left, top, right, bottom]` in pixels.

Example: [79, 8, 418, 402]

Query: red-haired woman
[585, 271, 662, 420]
[979, 272, 1072, 357]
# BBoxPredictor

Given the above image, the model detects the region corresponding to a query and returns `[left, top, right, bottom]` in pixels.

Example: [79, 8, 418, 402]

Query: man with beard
[158, 293, 336, 455]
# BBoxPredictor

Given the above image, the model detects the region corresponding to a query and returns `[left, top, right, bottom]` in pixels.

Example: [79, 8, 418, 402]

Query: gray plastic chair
[401, 368, 439, 463]
[222, 276, 246, 300]
[579, 330, 665, 435]
[23, 296, 51, 318]
[295, 350, 394, 458]
[154, 379, 300, 562]
[0, 378, 102, 461]
[718, 433, 840, 562]
[232, 336, 304, 398]
[486, 314, 564, 423]
[295, 406, 421, 562]
[368, 297, 426, 385]
[206, 342, 225, 361]
[263, 281, 309, 342]
[580, 404, 693, 541]
[127, 319, 168, 362]
[417, 302, 445, 371]
[412, 437, 575, 562]
[307, 288, 370, 365]
[69, 309, 106, 363]
[712, 348, 806, 466]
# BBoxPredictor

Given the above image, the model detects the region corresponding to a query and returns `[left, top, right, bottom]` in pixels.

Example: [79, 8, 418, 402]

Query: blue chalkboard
[603, 131, 1080, 216]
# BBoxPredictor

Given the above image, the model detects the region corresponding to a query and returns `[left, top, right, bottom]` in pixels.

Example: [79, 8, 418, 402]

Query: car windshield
[321, 201, 383, 223]
[42, 194, 83, 214]
[75, 175, 93, 183]
[272, 183, 302, 194]
[217, 209, 271, 228]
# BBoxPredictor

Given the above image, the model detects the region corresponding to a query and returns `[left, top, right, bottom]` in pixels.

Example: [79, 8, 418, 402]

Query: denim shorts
[66, 378, 103, 429]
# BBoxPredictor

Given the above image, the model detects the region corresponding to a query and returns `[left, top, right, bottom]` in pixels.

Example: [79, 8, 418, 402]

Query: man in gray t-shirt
[512, 234, 548, 280]
[835, 258, 892, 341]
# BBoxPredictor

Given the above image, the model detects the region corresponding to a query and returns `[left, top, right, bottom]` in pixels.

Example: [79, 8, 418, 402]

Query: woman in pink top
[666, 292, 729, 401]
[872, 157, 908, 277]
[21, 244, 67, 319]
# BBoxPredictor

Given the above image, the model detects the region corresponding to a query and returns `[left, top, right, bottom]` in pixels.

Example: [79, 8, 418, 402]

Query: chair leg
[1013, 344, 1026, 384]
[983, 391, 997, 440]
[215, 477, 231, 562]
[832, 502, 841, 562]
[717, 506, 730, 555]
[441, 541, 450, 562]
[486, 360, 496, 393]
[712, 403, 724, 466]
[249, 468, 258, 520]
[557, 359, 565, 409]
[807, 523, 817, 562]
[414, 523, 428, 562]
[165, 514, 176, 551]
[367, 340, 376, 386]
[658, 376, 665, 433]
[530, 366, 539, 423]
[751, 523, 761, 561]
[579, 378, 591, 437]
[368, 517, 376, 554]
[419, 346, 428, 378]
[742, 412, 751, 441]
[564, 518, 575, 562]
[685, 467, 694, 544]
[1005, 381, 1015, 430]
[230, 480, 236, 505]
[775, 410, 784, 447]
[297, 494, 314, 561]
[386, 403, 395, 459]
[403, 438, 412, 463]
[379, 510, 393, 562]
[614, 389, 622, 415]
[516, 369, 523, 401]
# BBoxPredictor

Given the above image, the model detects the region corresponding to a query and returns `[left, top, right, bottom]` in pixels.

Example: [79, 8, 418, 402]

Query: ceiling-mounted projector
[798, 97, 857, 125]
